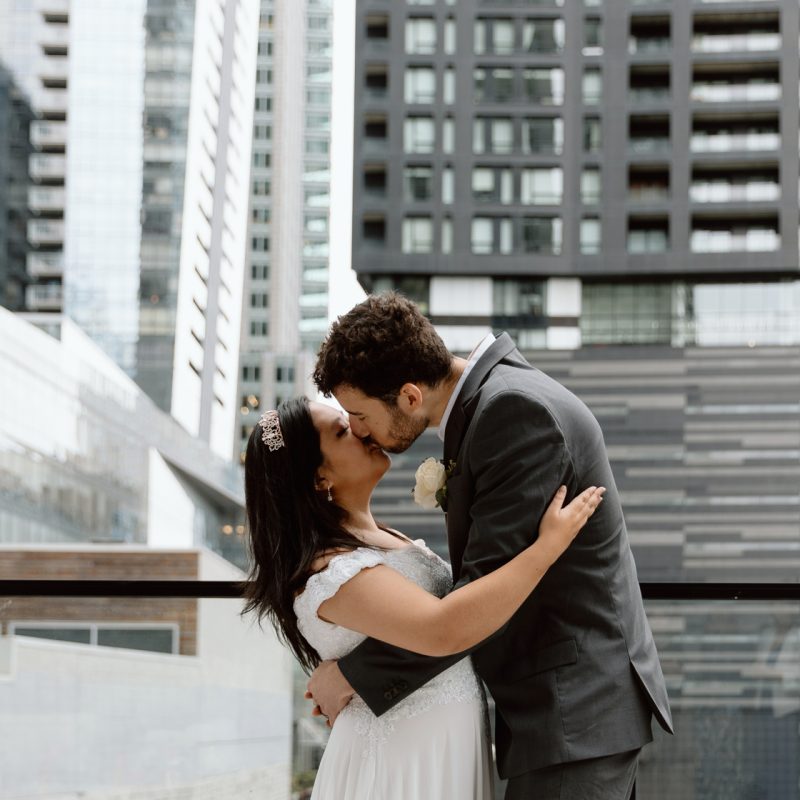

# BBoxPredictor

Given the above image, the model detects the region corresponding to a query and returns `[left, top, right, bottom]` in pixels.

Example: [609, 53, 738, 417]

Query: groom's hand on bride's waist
[306, 659, 354, 728]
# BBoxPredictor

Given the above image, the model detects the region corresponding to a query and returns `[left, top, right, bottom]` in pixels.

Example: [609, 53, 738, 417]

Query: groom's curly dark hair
[314, 291, 453, 403]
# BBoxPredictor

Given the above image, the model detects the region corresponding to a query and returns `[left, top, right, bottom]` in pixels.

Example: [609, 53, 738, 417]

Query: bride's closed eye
[336, 425, 349, 439]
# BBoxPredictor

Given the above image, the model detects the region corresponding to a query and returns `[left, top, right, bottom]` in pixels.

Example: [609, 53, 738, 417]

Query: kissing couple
[244, 293, 673, 799]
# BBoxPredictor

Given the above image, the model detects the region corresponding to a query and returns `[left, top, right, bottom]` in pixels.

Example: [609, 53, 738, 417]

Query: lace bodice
[293, 541, 485, 748]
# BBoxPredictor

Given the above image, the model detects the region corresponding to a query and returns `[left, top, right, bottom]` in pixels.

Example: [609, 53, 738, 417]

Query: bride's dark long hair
[242, 397, 366, 671]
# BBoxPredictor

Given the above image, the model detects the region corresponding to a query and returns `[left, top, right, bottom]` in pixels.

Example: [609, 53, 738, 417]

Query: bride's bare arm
[316, 485, 604, 657]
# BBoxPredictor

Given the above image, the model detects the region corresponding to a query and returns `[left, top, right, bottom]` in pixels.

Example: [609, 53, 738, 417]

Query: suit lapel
[443, 333, 518, 465]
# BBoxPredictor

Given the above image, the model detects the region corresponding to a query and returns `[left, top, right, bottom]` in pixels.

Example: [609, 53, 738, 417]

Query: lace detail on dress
[293, 541, 485, 760]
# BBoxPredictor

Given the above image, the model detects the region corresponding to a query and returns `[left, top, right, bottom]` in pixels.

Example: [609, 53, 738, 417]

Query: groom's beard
[381, 407, 428, 454]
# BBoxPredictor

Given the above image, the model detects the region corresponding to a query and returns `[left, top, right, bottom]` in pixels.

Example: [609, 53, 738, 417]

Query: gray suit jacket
[339, 334, 673, 778]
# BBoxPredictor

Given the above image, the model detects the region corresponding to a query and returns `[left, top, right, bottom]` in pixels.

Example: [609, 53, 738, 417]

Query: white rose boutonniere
[413, 457, 456, 511]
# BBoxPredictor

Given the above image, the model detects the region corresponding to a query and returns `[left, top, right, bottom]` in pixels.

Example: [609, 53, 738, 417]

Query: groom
[308, 293, 672, 798]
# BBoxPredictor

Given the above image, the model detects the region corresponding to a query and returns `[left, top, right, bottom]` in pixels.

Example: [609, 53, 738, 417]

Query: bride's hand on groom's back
[306, 659, 354, 728]
[537, 485, 605, 564]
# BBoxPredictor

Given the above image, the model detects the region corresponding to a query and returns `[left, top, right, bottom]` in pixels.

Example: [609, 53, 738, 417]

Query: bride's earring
[327, 486, 333, 502]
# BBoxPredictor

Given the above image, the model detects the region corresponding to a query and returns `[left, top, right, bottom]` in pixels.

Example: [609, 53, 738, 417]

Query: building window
[521, 168, 563, 205]
[404, 67, 436, 104]
[250, 320, 269, 337]
[444, 18, 456, 54]
[242, 364, 261, 382]
[524, 68, 564, 105]
[404, 116, 435, 153]
[473, 167, 513, 204]
[522, 117, 563, 155]
[442, 167, 454, 204]
[580, 217, 601, 254]
[442, 117, 454, 154]
[305, 139, 329, 155]
[582, 68, 602, 104]
[581, 168, 601, 204]
[251, 264, 269, 280]
[471, 217, 513, 255]
[521, 217, 562, 255]
[581, 282, 673, 344]
[583, 117, 601, 152]
[474, 67, 515, 103]
[276, 365, 295, 382]
[473, 117, 514, 155]
[443, 67, 455, 104]
[402, 217, 434, 253]
[250, 292, 269, 308]
[583, 18, 602, 55]
[253, 150, 271, 168]
[252, 237, 270, 252]
[404, 166, 434, 202]
[305, 215, 328, 234]
[475, 18, 515, 55]
[523, 19, 565, 54]
[372, 275, 430, 314]
[306, 88, 330, 106]
[628, 219, 669, 253]
[406, 18, 436, 54]
[442, 218, 453, 254]
[493, 279, 545, 317]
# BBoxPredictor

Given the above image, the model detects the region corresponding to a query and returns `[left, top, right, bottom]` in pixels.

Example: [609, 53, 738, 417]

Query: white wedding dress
[294, 541, 495, 800]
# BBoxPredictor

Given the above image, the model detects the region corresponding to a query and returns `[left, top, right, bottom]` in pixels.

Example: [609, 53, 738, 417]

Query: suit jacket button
[384, 690, 393, 700]
[398, 681, 408, 691]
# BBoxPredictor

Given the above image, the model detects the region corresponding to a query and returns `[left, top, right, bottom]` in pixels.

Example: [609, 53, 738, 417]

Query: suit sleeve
[338, 390, 571, 716]
[453, 391, 570, 591]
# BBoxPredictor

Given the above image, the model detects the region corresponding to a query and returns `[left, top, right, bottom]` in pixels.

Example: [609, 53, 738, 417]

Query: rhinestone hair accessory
[258, 410, 285, 452]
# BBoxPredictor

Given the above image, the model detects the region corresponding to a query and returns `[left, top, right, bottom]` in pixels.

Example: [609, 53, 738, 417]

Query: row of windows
[400, 164, 601, 206]
[371, 115, 601, 156]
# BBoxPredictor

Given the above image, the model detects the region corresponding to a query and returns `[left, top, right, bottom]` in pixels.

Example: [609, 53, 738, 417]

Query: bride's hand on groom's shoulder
[306, 659, 354, 728]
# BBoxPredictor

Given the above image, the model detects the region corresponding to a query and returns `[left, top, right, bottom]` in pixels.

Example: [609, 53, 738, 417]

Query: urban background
[0, 1, 798, 799]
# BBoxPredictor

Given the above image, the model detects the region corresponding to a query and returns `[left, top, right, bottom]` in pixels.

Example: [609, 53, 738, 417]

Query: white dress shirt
[437, 333, 496, 442]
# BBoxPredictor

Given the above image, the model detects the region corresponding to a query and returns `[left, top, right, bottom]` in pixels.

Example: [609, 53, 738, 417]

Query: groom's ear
[397, 383, 424, 413]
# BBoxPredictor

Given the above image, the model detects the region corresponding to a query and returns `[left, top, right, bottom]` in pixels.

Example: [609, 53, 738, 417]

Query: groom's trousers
[504, 748, 640, 800]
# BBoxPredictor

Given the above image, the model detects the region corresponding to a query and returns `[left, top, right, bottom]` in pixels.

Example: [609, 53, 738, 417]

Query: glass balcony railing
[629, 87, 671, 103]
[692, 33, 781, 53]
[691, 83, 781, 103]
[691, 131, 780, 152]
[690, 182, 780, 203]
[630, 137, 671, 153]
[628, 37, 671, 54]
[691, 229, 780, 253]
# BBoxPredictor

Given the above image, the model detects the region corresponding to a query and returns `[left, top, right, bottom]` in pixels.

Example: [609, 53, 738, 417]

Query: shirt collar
[437, 333, 496, 442]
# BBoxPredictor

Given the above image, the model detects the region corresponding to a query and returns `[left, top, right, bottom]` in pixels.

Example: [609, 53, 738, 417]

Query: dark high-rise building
[0, 64, 33, 311]
[352, 1, 800, 352]
[353, 2, 800, 795]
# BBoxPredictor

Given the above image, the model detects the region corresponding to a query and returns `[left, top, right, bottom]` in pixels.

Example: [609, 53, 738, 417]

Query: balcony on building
[362, 214, 386, 251]
[363, 113, 388, 154]
[691, 112, 780, 153]
[28, 186, 65, 214]
[627, 215, 669, 254]
[29, 153, 65, 182]
[27, 219, 65, 246]
[629, 114, 670, 155]
[32, 87, 68, 117]
[629, 165, 670, 204]
[364, 63, 388, 105]
[36, 54, 68, 86]
[362, 163, 387, 199]
[35, 18, 70, 51]
[364, 12, 389, 54]
[30, 120, 67, 150]
[628, 15, 671, 56]
[692, 11, 781, 54]
[691, 63, 780, 104]
[26, 282, 63, 310]
[629, 64, 670, 105]
[691, 214, 780, 252]
[26, 252, 64, 279]
[690, 165, 780, 205]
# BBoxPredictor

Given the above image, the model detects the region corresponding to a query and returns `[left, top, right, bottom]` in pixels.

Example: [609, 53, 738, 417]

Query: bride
[243, 398, 604, 799]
